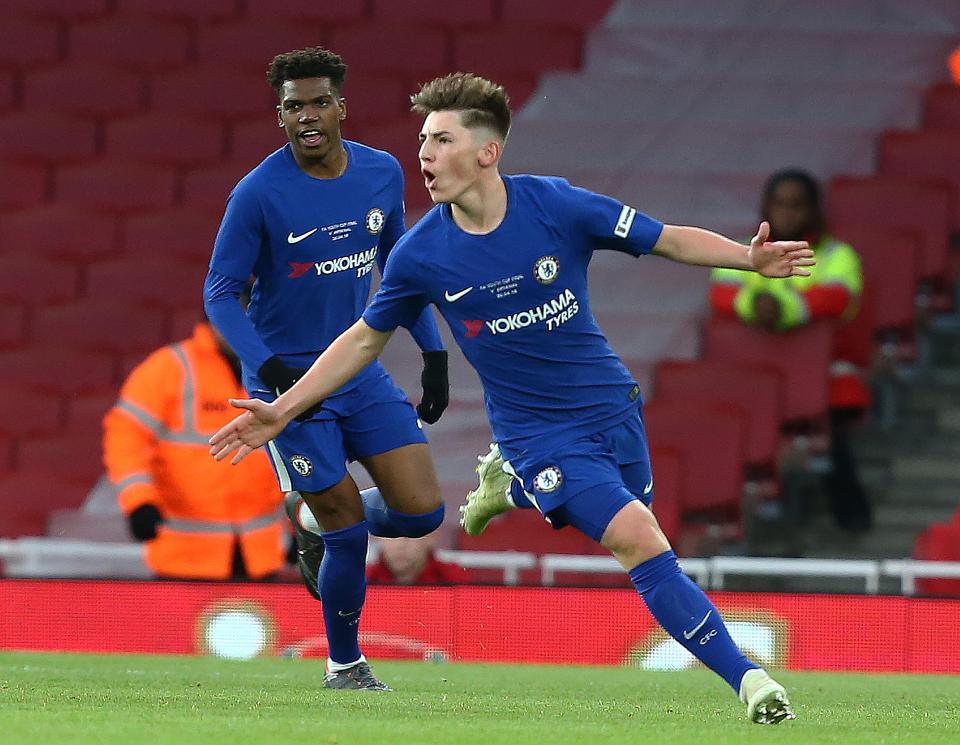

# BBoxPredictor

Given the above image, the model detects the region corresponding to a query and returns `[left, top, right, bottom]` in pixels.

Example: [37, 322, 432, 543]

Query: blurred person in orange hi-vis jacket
[710, 169, 871, 533]
[103, 317, 288, 580]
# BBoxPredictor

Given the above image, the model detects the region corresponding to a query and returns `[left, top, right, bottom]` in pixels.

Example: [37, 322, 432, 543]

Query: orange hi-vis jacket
[103, 323, 284, 579]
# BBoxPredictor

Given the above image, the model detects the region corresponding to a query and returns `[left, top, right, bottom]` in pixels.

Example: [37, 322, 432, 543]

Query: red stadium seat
[0, 346, 117, 395]
[0, 205, 120, 262]
[914, 522, 960, 597]
[0, 468, 98, 538]
[0, 434, 12, 471]
[370, 0, 495, 25]
[18, 429, 103, 487]
[649, 446, 683, 547]
[32, 300, 169, 354]
[65, 391, 117, 434]
[0, 112, 98, 162]
[923, 83, 960, 129]
[0, 389, 63, 437]
[340, 72, 412, 127]
[459, 508, 594, 554]
[229, 117, 288, 162]
[0, 16, 61, 66]
[195, 20, 330, 70]
[181, 160, 251, 211]
[55, 160, 178, 213]
[360, 119, 420, 167]
[832, 226, 920, 332]
[169, 308, 206, 342]
[0, 70, 14, 111]
[122, 207, 221, 263]
[653, 360, 784, 468]
[453, 27, 582, 77]
[116, 0, 238, 21]
[150, 64, 277, 119]
[0, 305, 26, 349]
[360, 119, 433, 212]
[105, 113, 226, 165]
[68, 17, 191, 70]
[332, 25, 449, 75]
[24, 63, 146, 117]
[0, 162, 48, 211]
[86, 255, 206, 310]
[832, 282, 876, 371]
[643, 399, 748, 516]
[501, 0, 617, 27]
[0, 471, 69, 538]
[829, 176, 951, 280]
[878, 130, 960, 232]
[703, 317, 833, 423]
[0, 254, 79, 305]
[245, 0, 365, 21]
[456, 509, 583, 585]
[495, 75, 540, 111]
[3, 0, 108, 19]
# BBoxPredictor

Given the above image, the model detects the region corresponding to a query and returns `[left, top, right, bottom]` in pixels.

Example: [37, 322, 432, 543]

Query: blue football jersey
[206, 141, 442, 381]
[362, 175, 664, 453]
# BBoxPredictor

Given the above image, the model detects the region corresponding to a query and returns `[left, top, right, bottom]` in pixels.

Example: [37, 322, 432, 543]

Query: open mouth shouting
[299, 129, 325, 147]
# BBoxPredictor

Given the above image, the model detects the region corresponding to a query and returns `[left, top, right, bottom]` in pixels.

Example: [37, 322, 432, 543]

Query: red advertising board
[0, 580, 953, 673]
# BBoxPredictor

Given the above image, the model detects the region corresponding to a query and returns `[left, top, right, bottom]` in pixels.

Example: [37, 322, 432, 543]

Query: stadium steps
[806, 322, 960, 561]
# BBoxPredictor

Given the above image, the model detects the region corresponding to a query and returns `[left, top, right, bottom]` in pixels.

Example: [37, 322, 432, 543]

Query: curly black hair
[266, 47, 348, 97]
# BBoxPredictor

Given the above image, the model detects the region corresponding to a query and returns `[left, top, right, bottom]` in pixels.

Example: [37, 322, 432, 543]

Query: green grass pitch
[1, 651, 958, 744]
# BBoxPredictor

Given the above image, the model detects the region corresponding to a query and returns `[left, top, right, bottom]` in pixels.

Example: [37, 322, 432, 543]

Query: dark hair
[761, 168, 825, 234]
[410, 72, 511, 142]
[266, 47, 348, 96]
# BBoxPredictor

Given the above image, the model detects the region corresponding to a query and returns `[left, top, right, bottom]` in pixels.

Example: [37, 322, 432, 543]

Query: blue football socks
[318, 521, 369, 665]
[629, 550, 757, 692]
[360, 487, 444, 538]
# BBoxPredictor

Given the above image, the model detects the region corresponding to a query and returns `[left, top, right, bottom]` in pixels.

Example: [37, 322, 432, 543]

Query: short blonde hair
[411, 72, 511, 141]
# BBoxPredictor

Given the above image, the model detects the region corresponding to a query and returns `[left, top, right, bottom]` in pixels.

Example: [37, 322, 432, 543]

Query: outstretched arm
[653, 221, 815, 277]
[209, 319, 394, 464]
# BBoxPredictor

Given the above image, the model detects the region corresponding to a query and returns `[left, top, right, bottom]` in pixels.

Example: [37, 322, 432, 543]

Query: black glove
[257, 356, 323, 421]
[416, 350, 449, 424]
[128, 504, 163, 542]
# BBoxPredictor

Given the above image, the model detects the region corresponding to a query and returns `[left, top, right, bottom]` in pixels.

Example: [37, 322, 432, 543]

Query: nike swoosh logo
[682, 610, 712, 640]
[337, 609, 359, 617]
[444, 287, 474, 302]
[643, 479, 654, 495]
[287, 228, 318, 244]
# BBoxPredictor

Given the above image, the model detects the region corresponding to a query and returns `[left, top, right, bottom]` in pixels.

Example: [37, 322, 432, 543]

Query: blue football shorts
[501, 408, 654, 542]
[250, 364, 427, 493]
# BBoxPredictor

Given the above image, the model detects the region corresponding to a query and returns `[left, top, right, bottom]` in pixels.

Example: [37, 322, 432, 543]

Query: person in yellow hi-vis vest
[710, 169, 871, 532]
[103, 321, 289, 579]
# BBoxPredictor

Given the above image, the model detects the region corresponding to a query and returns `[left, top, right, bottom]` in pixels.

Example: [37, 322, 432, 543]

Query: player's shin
[318, 521, 369, 666]
[629, 550, 757, 692]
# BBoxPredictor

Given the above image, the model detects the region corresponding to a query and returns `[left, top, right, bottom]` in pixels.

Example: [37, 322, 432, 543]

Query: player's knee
[302, 490, 365, 532]
[601, 501, 671, 569]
